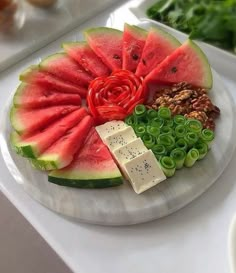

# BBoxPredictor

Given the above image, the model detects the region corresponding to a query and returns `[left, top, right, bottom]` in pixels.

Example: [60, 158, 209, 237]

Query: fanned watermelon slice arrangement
[9, 23, 219, 193]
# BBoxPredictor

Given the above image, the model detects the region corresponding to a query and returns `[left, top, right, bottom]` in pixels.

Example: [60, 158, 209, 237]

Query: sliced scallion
[200, 128, 215, 148]
[194, 141, 208, 160]
[134, 125, 146, 137]
[184, 148, 199, 167]
[152, 144, 166, 159]
[186, 119, 203, 134]
[159, 156, 176, 177]
[174, 115, 186, 126]
[170, 148, 186, 169]
[146, 125, 160, 138]
[142, 133, 155, 149]
[175, 125, 186, 139]
[147, 109, 158, 120]
[158, 107, 171, 120]
[175, 138, 188, 151]
[184, 132, 199, 147]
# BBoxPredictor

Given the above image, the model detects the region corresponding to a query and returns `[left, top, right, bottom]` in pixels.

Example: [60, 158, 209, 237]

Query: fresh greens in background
[146, 0, 236, 54]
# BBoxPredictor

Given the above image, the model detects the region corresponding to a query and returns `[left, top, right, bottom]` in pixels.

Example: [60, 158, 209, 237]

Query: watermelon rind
[84, 27, 123, 71]
[48, 176, 123, 189]
[10, 132, 36, 159]
[19, 65, 38, 81]
[31, 154, 60, 170]
[186, 39, 213, 89]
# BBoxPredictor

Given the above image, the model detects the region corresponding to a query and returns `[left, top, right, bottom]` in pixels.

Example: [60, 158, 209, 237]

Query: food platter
[1, 66, 235, 225]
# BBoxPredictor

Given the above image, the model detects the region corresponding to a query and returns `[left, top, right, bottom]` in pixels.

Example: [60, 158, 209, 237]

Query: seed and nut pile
[147, 82, 220, 130]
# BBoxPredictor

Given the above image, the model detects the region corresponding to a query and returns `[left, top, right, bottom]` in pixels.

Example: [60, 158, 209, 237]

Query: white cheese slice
[95, 120, 128, 140]
[104, 126, 137, 152]
[113, 138, 148, 165]
[123, 150, 166, 194]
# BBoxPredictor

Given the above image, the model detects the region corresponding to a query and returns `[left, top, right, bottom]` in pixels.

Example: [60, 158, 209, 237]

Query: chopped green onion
[163, 119, 174, 127]
[200, 129, 215, 148]
[159, 156, 176, 177]
[175, 138, 188, 151]
[125, 115, 136, 127]
[157, 134, 175, 152]
[170, 148, 186, 169]
[175, 125, 186, 139]
[158, 107, 172, 119]
[142, 133, 155, 149]
[134, 125, 146, 137]
[184, 148, 199, 167]
[194, 141, 208, 160]
[152, 144, 166, 159]
[134, 104, 146, 118]
[174, 115, 186, 126]
[161, 125, 174, 136]
[184, 132, 199, 147]
[151, 117, 164, 128]
[147, 109, 158, 120]
[186, 119, 203, 134]
[146, 125, 160, 138]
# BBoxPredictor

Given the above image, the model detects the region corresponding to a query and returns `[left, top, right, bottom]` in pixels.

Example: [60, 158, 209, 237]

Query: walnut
[191, 94, 215, 112]
[185, 111, 208, 124]
[172, 89, 193, 102]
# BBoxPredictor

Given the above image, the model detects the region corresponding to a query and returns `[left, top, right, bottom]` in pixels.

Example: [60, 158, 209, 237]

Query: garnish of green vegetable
[184, 131, 199, 147]
[174, 115, 186, 126]
[134, 104, 147, 118]
[151, 117, 164, 128]
[186, 119, 203, 134]
[125, 115, 136, 127]
[175, 124, 186, 139]
[175, 138, 188, 151]
[184, 148, 199, 167]
[147, 125, 160, 138]
[157, 134, 175, 152]
[158, 107, 172, 119]
[159, 156, 176, 177]
[147, 109, 158, 120]
[170, 148, 186, 169]
[194, 141, 208, 160]
[200, 128, 215, 148]
[152, 144, 166, 159]
[142, 133, 155, 149]
[134, 124, 146, 137]
[161, 125, 174, 136]
[146, 0, 236, 54]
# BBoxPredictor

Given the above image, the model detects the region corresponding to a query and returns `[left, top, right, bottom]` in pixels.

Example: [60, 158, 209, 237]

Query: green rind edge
[19, 65, 38, 81]
[62, 41, 87, 50]
[31, 155, 59, 170]
[151, 26, 181, 47]
[84, 27, 123, 39]
[39, 53, 67, 70]
[186, 39, 213, 89]
[48, 175, 123, 188]
[125, 23, 148, 38]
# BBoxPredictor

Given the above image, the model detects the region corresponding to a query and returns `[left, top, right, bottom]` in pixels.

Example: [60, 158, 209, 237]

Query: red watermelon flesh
[12, 108, 88, 158]
[40, 53, 94, 87]
[48, 127, 123, 188]
[144, 39, 213, 89]
[20, 66, 88, 98]
[13, 83, 81, 108]
[63, 41, 110, 77]
[136, 27, 181, 77]
[85, 27, 123, 71]
[10, 105, 79, 136]
[31, 115, 94, 170]
[122, 23, 147, 72]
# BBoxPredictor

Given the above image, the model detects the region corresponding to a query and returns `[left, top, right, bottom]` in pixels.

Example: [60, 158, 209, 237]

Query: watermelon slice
[10, 105, 79, 135]
[31, 115, 94, 170]
[39, 53, 94, 87]
[136, 27, 181, 77]
[11, 108, 88, 158]
[122, 23, 148, 72]
[84, 27, 123, 71]
[13, 83, 81, 108]
[62, 41, 110, 77]
[20, 65, 88, 97]
[144, 39, 213, 89]
[48, 127, 123, 188]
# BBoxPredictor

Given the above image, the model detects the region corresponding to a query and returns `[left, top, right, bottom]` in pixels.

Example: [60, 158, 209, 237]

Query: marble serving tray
[1, 5, 236, 225]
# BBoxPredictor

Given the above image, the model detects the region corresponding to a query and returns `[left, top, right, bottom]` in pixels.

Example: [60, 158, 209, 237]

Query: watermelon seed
[171, 67, 178, 73]
[142, 59, 146, 66]
[132, 54, 139, 61]
[113, 54, 120, 60]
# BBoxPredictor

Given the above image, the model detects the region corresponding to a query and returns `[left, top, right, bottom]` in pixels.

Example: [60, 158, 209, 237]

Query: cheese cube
[113, 138, 148, 165]
[95, 121, 128, 140]
[123, 150, 166, 194]
[104, 126, 137, 152]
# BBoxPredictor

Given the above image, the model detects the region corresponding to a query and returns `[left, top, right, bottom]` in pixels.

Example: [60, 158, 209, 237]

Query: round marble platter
[1, 70, 235, 226]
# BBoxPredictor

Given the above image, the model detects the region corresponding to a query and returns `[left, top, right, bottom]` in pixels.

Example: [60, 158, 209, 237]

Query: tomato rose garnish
[87, 69, 147, 124]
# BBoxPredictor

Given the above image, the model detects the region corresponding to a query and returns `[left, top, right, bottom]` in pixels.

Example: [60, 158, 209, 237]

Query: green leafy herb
[146, 0, 236, 53]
